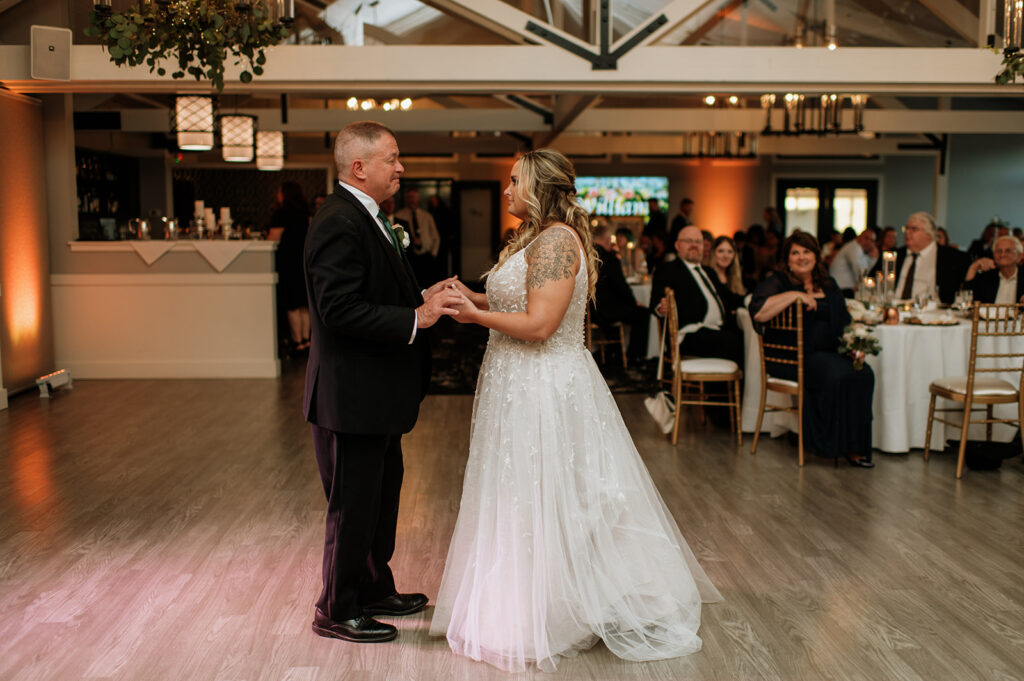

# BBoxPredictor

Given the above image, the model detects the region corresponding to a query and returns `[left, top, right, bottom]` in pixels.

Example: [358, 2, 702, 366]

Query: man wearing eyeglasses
[871, 212, 969, 305]
[650, 226, 743, 367]
[964, 234, 1024, 304]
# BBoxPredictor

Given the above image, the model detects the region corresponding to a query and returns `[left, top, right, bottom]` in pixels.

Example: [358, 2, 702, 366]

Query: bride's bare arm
[455, 227, 578, 341]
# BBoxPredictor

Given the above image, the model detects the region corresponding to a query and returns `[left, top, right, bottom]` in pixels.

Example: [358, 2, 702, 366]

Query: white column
[42, 94, 79, 272]
[978, 0, 997, 47]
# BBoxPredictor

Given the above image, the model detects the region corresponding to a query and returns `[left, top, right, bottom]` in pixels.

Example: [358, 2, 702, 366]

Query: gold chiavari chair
[661, 288, 743, 446]
[750, 299, 805, 465]
[924, 302, 1024, 479]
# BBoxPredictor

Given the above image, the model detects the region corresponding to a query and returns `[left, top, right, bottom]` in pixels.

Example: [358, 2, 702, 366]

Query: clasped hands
[417, 276, 481, 327]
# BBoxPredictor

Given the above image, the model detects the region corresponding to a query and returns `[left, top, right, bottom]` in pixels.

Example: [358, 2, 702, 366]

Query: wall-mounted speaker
[30, 25, 72, 81]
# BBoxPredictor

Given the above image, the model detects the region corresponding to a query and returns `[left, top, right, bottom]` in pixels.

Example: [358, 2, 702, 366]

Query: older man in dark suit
[964, 234, 1024, 303]
[650, 226, 743, 365]
[304, 121, 461, 643]
[871, 211, 970, 305]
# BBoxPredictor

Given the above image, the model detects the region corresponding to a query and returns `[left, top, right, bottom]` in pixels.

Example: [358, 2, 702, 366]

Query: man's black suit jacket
[303, 184, 428, 435]
[871, 244, 970, 305]
[650, 259, 725, 328]
[967, 265, 1024, 303]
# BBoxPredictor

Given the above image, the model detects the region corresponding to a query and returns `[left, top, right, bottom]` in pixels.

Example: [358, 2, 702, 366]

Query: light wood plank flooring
[1, 363, 1022, 681]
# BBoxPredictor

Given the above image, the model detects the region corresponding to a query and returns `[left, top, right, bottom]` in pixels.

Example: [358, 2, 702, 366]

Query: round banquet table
[739, 310, 1021, 454]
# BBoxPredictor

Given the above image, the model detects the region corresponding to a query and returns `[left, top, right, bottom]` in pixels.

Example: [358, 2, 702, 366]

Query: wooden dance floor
[1, 364, 1023, 681]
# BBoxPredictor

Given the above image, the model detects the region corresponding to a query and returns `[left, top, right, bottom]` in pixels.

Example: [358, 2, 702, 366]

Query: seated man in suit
[871, 211, 969, 305]
[592, 225, 650, 365]
[964, 234, 1024, 303]
[650, 226, 743, 366]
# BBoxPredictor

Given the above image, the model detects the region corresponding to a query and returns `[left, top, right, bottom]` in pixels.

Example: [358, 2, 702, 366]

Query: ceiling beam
[611, 0, 722, 49]
[571, 107, 1024, 134]
[682, 0, 744, 45]
[421, 0, 588, 47]
[915, 0, 978, 44]
[534, 94, 601, 147]
[104, 106, 1024, 135]
[0, 45, 1008, 95]
[551, 133, 933, 157]
[362, 23, 409, 45]
[0, 0, 26, 14]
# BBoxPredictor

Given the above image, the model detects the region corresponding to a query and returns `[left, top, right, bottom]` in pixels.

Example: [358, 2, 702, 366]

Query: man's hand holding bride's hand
[423, 276, 460, 301]
[417, 288, 462, 328]
[450, 290, 481, 324]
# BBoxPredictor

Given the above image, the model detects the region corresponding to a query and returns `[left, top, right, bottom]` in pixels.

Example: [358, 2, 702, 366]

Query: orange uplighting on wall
[689, 159, 759, 239]
[0, 91, 54, 392]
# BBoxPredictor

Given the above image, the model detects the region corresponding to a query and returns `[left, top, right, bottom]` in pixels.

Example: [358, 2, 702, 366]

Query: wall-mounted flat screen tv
[576, 176, 669, 219]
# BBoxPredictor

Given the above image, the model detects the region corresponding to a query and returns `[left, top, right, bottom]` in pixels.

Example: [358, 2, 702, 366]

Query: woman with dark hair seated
[749, 231, 875, 468]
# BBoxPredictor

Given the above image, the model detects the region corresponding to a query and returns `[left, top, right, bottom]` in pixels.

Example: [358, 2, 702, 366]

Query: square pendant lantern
[256, 131, 285, 171]
[173, 95, 216, 151]
[220, 114, 256, 162]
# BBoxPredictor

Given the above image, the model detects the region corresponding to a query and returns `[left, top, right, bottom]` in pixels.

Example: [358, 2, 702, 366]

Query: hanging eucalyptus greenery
[996, 47, 1023, 85]
[85, 1, 291, 92]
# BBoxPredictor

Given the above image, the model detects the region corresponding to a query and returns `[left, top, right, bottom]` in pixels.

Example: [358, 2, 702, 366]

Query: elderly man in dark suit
[650, 226, 743, 366]
[964, 234, 1024, 303]
[304, 121, 461, 643]
[592, 224, 650, 365]
[871, 211, 970, 305]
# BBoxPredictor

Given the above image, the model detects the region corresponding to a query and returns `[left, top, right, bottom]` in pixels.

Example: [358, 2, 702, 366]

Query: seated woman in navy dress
[749, 231, 875, 468]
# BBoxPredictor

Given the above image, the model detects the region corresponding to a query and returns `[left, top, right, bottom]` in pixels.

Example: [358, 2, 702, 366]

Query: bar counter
[54, 240, 280, 379]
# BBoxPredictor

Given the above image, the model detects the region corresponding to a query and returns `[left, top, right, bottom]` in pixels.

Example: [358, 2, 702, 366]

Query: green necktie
[377, 210, 400, 252]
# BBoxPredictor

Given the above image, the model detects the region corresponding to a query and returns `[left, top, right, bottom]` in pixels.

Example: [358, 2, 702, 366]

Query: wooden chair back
[751, 299, 806, 464]
[967, 303, 1024, 395]
[659, 287, 680, 392]
[759, 299, 804, 390]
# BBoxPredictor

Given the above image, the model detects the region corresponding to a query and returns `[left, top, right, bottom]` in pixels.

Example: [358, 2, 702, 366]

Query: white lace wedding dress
[429, 227, 722, 672]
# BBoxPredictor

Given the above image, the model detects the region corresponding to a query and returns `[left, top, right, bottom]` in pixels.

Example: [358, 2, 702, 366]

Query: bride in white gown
[429, 149, 721, 672]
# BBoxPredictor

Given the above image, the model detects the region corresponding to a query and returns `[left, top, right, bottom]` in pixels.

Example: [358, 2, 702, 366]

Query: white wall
[946, 134, 1024, 246]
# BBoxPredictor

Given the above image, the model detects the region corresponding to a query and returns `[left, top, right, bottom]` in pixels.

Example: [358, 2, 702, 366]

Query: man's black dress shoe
[362, 593, 428, 617]
[312, 611, 397, 643]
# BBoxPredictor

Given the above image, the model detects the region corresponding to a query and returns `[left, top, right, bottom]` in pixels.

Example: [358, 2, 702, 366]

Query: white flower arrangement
[392, 225, 411, 250]
[839, 322, 881, 371]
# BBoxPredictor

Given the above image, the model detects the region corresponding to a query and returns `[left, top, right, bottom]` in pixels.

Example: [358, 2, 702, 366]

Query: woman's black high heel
[844, 454, 874, 468]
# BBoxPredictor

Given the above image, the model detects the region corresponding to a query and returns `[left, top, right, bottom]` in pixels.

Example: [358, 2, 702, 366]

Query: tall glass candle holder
[881, 250, 897, 303]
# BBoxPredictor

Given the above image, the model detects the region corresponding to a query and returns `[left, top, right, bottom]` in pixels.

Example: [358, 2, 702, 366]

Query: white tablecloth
[629, 282, 661, 359]
[739, 310, 1022, 453]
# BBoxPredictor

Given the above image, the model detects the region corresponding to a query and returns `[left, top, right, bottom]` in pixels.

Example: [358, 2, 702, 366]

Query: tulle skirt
[429, 337, 721, 672]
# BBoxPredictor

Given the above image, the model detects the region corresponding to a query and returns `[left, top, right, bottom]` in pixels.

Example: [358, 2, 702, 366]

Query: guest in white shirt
[830, 226, 879, 295]
[964, 235, 1024, 304]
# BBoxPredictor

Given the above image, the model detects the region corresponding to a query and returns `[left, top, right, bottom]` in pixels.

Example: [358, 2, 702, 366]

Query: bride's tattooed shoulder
[526, 227, 579, 289]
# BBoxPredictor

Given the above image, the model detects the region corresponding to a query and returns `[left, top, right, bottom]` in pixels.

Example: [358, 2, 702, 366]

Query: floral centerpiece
[85, 1, 291, 92]
[839, 323, 881, 371]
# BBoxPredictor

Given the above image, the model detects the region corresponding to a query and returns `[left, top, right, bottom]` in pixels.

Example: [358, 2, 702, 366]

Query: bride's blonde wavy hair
[492, 149, 599, 301]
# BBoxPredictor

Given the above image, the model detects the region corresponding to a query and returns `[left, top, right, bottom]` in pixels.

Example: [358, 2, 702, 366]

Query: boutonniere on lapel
[392, 225, 411, 251]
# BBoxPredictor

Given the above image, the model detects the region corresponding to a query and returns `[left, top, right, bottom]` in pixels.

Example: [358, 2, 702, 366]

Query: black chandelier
[760, 93, 868, 136]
